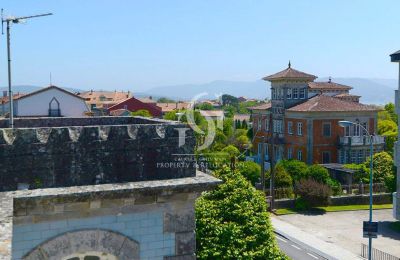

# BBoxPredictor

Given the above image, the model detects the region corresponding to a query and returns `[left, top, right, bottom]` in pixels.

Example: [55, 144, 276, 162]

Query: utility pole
[1, 10, 53, 128]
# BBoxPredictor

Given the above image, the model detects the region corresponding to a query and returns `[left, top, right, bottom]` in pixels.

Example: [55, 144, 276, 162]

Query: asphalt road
[276, 234, 327, 260]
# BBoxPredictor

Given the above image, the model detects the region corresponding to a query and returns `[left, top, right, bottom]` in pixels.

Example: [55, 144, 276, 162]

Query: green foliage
[272, 164, 293, 188]
[157, 97, 176, 103]
[384, 103, 398, 123]
[378, 103, 398, 155]
[221, 145, 240, 158]
[131, 109, 152, 117]
[364, 151, 395, 184]
[163, 110, 178, 120]
[307, 165, 330, 184]
[223, 105, 236, 118]
[295, 179, 332, 208]
[221, 94, 239, 106]
[196, 167, 288, 259]
[197, 102, 215, 110]
[279, 160, 309, 182]
[237, 161, 261, 185]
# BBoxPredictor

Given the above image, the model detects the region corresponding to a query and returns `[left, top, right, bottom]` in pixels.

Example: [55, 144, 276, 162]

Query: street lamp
[339, 120, 375, 260]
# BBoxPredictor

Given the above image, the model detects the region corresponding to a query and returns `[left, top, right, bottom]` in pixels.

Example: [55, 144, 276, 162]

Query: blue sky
[0, 1, 399, 91]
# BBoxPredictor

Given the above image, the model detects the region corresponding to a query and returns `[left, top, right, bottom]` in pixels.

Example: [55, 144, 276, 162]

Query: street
[276, 234, 327, 260]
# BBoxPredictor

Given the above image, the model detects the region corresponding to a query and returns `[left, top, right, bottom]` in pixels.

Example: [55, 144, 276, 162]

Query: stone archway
[22, 229, 139, 260]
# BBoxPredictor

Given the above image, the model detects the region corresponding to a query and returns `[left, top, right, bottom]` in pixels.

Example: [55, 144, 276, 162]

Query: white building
[12, 85, 89, 117]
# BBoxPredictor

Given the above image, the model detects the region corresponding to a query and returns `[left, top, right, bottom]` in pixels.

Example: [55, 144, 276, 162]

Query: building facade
[9, 86, 90, 117]
[390, 50, 400, 220]
[251, 64, 384, 166]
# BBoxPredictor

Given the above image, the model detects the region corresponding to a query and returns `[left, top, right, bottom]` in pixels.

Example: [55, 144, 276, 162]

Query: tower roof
[262, 63, 317, 82]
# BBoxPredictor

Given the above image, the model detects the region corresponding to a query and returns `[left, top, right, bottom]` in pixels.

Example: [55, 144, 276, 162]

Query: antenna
[1, 10, 53, 128]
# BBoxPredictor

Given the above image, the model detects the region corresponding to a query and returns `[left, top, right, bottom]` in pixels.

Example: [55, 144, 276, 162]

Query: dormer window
[299, 88, 305, 99]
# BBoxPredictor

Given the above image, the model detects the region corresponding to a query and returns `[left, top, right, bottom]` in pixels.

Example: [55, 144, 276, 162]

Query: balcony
[339, 135, 385, 146]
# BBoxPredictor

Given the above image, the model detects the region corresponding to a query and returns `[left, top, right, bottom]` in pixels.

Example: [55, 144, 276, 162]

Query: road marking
[276, 236, 287, 243]
[291, 244, 301, 250]
[307, 252, 319, 259]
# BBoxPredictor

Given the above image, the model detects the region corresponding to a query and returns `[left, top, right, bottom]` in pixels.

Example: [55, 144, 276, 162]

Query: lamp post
[339, 120, 374, 260]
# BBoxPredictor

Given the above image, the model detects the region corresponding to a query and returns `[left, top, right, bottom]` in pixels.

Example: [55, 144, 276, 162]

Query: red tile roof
[334, 93, 360, 98]
[308, 81, 352, 90]
[248, 102, 271, 110]
[263, 66, 317, 81]
[287, 95, 379, 112]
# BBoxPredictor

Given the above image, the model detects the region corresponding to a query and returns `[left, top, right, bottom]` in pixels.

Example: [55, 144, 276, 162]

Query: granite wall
[0, 117, 196, 191]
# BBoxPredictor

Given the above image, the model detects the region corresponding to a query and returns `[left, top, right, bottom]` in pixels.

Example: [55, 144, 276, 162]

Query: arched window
[64, 252, 118, 260]
[48, 97, 61, 117]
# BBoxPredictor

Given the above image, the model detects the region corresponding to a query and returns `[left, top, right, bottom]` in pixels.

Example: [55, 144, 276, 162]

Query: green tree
[307, 165, 330, 184]
[364, 151, 395, 184]
[157, 97, 176, 103]
[221, 145, 240, 158]
[197, 102, 215, 110]
[242, 120, 248, 129]
[273, 164, 293, 188]
[384, 103, 398, 123]
[196, 167, 288, 259]
[279, 160, 309, 182]
[237, 161, 261, 186]
[131, 109, 151, 117]
[221, 94, 239, 106]
[378, 119, 397, 155]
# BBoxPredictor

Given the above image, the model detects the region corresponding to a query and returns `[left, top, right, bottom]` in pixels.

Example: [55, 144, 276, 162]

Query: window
[293, 88, 298, 99]
[362, 122, 368, 136]
[288, 121, 293, 134]
[354, 123, 360, 136]
[272, 88, 276, 99]
[297, 150, 303, 161]
[339, 150, 345, 164]
[357, 150, 364, 164]
[265, 144, 269, 159]
[322, 123, 331, 137]
[265, 118, 269, 131]
[297, 122, 303, 136]
[287, 147, 293, 159]
[258, 143, 262, 155]
[257, 118, 262, 131]
[345, 126, 351, 137]
[350, 150, 357, 163]
[299, 88, 305, 99]
[287, 88, 292, 99]
[322, 151, 331, 164]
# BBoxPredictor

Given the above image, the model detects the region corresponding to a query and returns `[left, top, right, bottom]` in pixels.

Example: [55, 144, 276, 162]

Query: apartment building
[251, 63, 384, 165]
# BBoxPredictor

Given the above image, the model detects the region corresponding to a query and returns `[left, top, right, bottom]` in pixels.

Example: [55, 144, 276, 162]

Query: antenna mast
[1, 10, 53, 128]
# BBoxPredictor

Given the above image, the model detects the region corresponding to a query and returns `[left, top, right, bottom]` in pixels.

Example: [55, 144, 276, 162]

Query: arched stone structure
[22, 229, 139, 260]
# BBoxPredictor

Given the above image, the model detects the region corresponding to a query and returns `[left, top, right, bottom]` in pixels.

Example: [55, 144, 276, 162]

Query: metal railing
[361, 243, 399, 260]
[341, 183, 387, 195]
[340, 135, 385, 146]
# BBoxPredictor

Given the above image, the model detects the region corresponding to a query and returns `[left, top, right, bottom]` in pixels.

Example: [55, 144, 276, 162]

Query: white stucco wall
[15, 88, 89, 117]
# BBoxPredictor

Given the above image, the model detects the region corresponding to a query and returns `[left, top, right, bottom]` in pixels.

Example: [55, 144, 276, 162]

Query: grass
[274, 204, 393, 215]
[389, 221, 400, 233]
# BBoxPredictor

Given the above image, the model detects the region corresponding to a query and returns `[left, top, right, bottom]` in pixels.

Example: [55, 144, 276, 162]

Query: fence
[361, 243, 400, 260]
[265, 187, 294, 199]
[342, 183, 387, 195]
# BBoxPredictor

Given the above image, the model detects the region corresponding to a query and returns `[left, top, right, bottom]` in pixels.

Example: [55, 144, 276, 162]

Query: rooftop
[248, 102, 272, 110]
[287, 95, 378, 112]
[263, 63, 317, 81]
[308, 81, 352, 90]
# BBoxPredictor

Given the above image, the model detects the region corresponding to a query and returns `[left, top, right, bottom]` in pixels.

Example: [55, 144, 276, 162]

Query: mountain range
[1, 78, 397, 105]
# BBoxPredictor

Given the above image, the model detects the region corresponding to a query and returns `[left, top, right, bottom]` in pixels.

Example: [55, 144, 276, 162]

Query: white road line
[276, 236, 287, 243]
[290, 244, 301, 250]
[307, 252, 319, 259]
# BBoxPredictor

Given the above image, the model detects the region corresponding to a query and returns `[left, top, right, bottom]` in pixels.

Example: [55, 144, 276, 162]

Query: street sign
[363, 221, 378, 238]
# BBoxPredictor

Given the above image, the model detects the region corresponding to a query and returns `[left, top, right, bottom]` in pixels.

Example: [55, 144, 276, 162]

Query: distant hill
[142, 78, 397, 105]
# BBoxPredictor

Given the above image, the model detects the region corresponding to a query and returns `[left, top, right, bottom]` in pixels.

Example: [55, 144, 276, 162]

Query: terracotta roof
[248, 103, 272, 110]
[263, 65, 317, 81]
[0, 93, 26, 103]
[334, 93, 360, 98]
[16, 85, 86, 101]
[138, 97, 156, 103]
[79, 90, 131, 103]
[308, 81, 352, 90]
[199, 110, 224, 117]
[156, 102, 191, 113]
[287, 95, 378, 112]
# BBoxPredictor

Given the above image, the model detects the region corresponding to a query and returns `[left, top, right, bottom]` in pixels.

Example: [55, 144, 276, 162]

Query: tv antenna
[1, 9, 53, 128]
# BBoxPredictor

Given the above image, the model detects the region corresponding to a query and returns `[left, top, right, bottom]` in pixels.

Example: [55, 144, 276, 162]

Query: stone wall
[6, 172, 221, 260]
[0, 117, 196, 191]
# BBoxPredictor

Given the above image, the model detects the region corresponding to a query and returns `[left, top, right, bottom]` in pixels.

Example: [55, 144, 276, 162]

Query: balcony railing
[339, 135, 385, 146]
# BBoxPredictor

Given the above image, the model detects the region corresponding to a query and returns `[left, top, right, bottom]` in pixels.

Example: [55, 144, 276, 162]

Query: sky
[0, 0, 400, 92]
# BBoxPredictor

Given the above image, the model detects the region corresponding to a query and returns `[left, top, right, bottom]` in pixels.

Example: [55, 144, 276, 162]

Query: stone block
[68, 230, 99, 253]
[175, 231, 195, 255]
[40, 232, 72, 259]
[164, 210, 195, 233]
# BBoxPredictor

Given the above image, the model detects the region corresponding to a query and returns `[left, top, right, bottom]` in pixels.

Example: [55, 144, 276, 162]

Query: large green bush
[279, 160, 309, 182]
[237, 161, 261, 186]
[273, 164, 293, 188]
[196, 167, 288, 259]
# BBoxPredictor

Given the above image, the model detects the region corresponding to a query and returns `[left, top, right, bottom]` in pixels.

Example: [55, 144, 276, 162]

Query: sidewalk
[271, 217, 363, 260]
